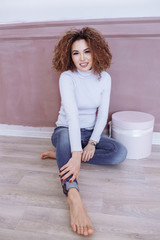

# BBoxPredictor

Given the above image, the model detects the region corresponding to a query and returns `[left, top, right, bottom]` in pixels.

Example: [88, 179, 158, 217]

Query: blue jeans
[51, 126, 127, 195]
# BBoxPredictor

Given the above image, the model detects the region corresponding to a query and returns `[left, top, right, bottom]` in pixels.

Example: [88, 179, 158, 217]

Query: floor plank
[0, 136, 160, 239]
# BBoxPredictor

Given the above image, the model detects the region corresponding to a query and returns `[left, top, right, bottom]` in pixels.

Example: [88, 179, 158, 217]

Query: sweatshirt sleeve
[59, 73, 82, 152]
[90, 73, 111, 143]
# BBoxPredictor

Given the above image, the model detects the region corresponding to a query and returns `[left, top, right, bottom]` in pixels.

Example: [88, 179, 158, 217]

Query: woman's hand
[59, 151, 81, 182]
[82, 141, 96, 162]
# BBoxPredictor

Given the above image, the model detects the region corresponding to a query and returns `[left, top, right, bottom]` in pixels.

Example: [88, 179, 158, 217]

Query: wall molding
[0, 17, 160, 41]
[0, 124, 160, 145]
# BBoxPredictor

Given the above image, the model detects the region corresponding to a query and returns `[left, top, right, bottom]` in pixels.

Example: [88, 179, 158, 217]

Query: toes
[75, 225, 84, 235]
[77, 225, 92, 236]
[40, 151, 49, 159]
[83, 227, 89, 236]
[71, 224, 94, 236]
[77, 226, 81, 235]
[40, 154, 46, 159]
[80, 226, 85, 235]
[42, 155, 48, 159]
[40, 150, 53, 159]
[71, 223, 76, 232]
[88, 227, 94, 235]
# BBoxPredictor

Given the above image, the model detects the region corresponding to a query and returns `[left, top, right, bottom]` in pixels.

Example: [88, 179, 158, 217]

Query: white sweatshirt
[56, 69, 111, 152]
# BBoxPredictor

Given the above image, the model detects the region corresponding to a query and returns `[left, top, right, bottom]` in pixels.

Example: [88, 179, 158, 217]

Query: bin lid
[112, 111, 155, 130]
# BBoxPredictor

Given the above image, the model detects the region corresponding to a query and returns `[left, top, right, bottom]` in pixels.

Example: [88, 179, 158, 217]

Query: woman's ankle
[68, 188, 81, 202]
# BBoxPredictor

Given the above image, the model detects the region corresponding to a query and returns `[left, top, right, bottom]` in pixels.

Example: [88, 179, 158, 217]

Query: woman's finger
[69, 174, 77, 183]
[82, 151, 87, 161]
[87, 151, 93, 160]
[86, 154, 90, 161]
[60, 166, 70, 176]
[77, 172, 80, 180]
[82, 151, 92, 162]
[86, 151, 94, 161]
[90, 152, 94, 158]
[60, 163, 69, 172]
[61, 171, 73, 181]
[86, 151, 91, 159]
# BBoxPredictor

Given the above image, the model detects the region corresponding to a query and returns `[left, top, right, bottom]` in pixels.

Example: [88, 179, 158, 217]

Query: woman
[41, 27, 127, 236]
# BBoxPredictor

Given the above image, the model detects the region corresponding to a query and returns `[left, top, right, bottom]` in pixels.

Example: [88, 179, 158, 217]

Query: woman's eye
[73, 52, 78, 55]
[85, 50, 90, 53]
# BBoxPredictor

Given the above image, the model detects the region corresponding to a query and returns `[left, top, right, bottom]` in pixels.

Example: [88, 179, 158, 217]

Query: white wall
[0, 0, 160, 24]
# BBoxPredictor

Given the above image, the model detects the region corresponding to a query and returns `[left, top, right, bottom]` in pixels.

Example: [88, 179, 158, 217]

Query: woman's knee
[112, 142, 127, 165]
[52, 127, 70, 149]
[102, 137, 127, 165]
[95, 136, 127, 165]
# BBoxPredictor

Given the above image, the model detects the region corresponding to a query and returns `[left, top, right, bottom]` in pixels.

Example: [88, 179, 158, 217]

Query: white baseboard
[0, 124, 160, 145]
[0, 124, 54, 139]
[152, 132, 160, 145]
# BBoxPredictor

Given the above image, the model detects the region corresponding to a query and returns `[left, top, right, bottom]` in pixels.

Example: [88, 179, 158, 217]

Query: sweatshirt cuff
[89, 134, 100, 144]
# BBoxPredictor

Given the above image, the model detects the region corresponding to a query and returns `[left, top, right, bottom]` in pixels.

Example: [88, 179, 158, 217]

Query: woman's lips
[80, 62, 88, 68]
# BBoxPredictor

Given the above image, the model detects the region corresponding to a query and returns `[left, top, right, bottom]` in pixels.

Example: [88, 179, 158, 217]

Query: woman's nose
[80, 53, 85, 60]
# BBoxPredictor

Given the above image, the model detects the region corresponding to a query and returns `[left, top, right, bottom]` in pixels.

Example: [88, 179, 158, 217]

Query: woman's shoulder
[60, 70, 75, 77]
[100, 71, 111, 80]
[60, 70, 73, 78]
[100, 71, 111, 87]
[59, 70, 75, 84]
[59, 70, 76, 89]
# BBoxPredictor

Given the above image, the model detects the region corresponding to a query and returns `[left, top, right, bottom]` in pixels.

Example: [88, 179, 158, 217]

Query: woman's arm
[59, 72, 82, 180]
[59, 72, 82, 152]
[82, 73, 111, 162]
[90, 73, 111, 143]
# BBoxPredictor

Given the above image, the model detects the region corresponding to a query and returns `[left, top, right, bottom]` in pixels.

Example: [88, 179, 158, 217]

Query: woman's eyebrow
[72, 50, 79, 53]
[72, 48, 90, 52]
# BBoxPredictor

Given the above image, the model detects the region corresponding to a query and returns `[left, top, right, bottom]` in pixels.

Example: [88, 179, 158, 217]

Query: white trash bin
[111, 111, 155, 159]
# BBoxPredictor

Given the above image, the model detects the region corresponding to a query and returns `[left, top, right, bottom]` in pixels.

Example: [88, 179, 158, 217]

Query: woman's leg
[51, 127, 79, 194]
[52, 127, 94, 236]
[67, 188, 94, 236]
[87, 135, 127, 165]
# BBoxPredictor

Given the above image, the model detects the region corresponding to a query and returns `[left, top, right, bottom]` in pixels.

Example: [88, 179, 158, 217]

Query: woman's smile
[71, 39, 93, 72]
[79, 62, 89, 68]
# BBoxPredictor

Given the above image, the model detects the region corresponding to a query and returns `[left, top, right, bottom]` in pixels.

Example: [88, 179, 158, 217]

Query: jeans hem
[62, 181, 79, 196]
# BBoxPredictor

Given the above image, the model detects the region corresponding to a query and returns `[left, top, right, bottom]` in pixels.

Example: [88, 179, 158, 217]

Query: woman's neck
[76, 68, 93, 77]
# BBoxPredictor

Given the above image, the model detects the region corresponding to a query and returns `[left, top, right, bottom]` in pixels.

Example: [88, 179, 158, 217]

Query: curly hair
[53, 27, 112, 76]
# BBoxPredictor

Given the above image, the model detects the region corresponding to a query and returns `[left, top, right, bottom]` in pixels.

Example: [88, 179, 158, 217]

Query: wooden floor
[0, 135, 160, 240]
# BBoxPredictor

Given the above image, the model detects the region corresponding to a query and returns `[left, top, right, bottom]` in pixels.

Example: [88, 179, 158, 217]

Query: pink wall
[0, 18, 160, 131]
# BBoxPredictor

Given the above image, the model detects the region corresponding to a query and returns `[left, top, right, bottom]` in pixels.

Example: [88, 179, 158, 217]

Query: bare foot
[67, 188, 94, 236]
[40, 150, 56, 159]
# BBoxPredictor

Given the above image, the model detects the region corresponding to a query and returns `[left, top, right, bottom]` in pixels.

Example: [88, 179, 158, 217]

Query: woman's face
[71, 39, 93, 72]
